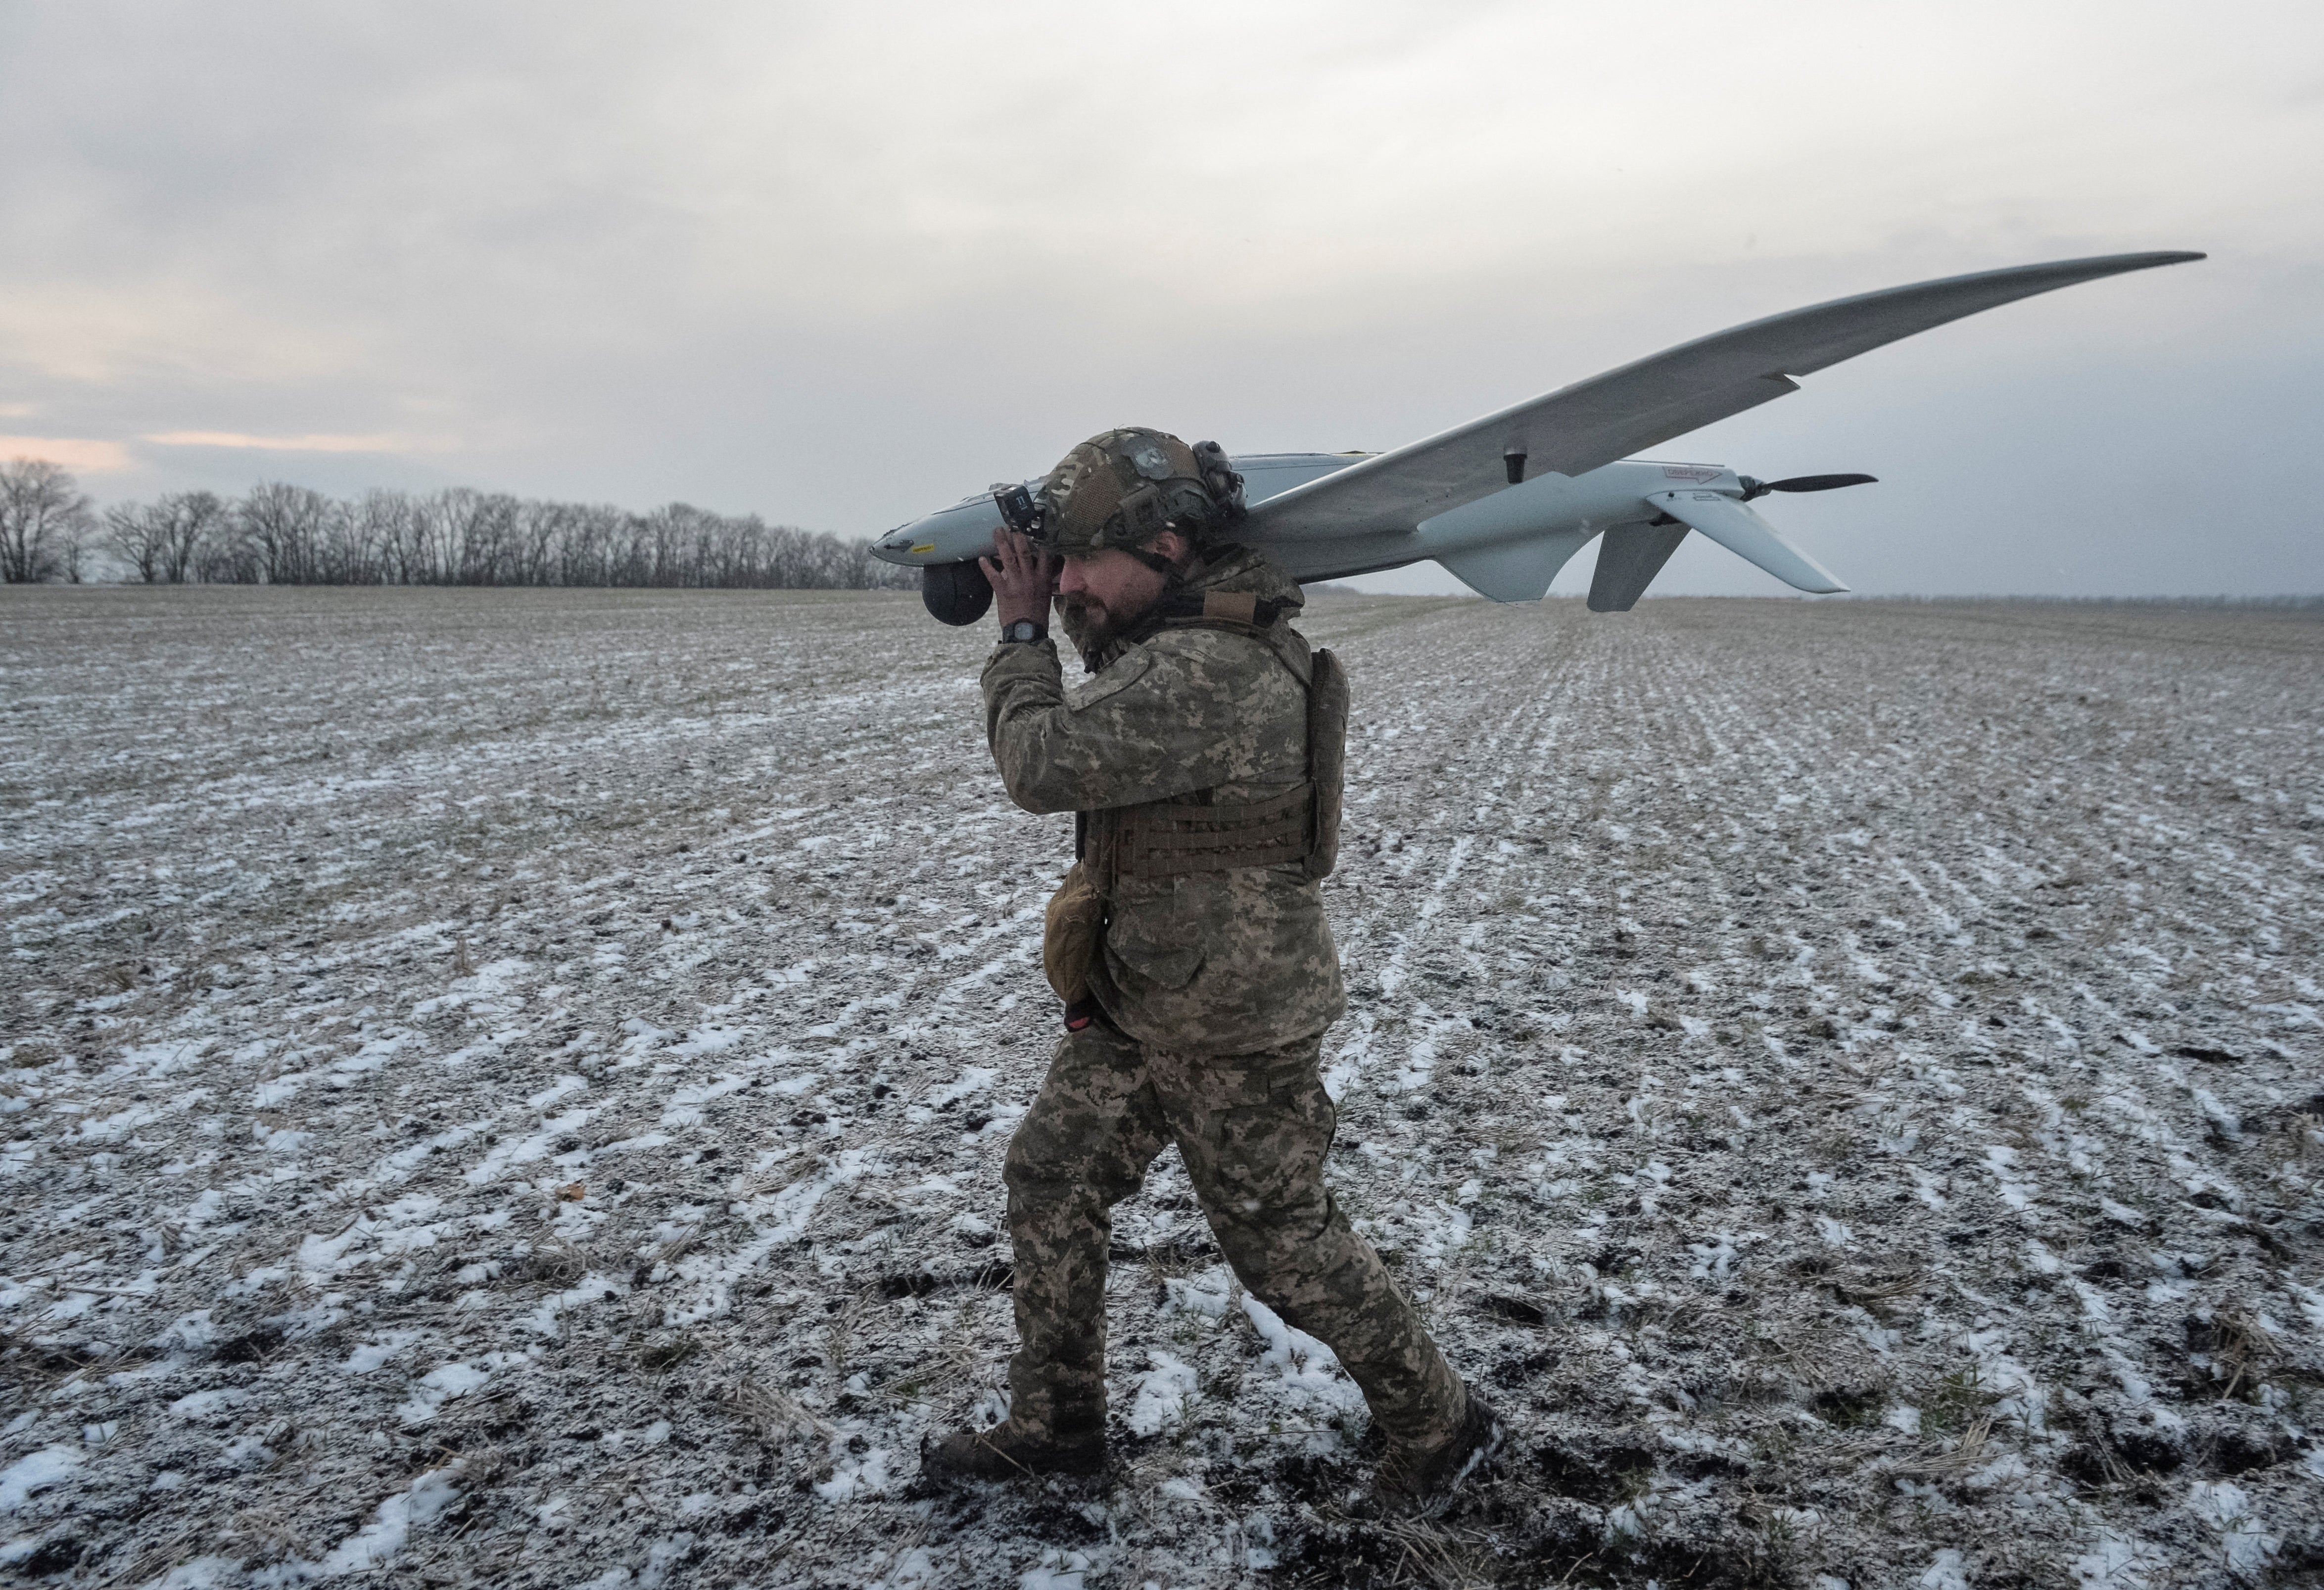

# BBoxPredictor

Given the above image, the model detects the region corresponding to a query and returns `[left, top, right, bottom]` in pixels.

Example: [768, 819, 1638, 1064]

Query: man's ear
[1149, 527, 1195, 569]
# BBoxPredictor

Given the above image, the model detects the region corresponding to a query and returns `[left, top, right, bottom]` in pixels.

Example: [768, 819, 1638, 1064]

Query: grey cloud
[0, 0, 2318, 592]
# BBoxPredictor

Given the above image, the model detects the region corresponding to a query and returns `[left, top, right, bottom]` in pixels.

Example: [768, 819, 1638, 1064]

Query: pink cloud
[0, 436, 132, 472]
[142, 431, 416, 453]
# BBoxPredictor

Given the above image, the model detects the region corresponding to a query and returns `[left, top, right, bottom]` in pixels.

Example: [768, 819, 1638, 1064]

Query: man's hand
[981, 528, 1058, 631]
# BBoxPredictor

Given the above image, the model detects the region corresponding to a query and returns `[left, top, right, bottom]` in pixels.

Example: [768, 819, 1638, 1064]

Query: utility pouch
[1043, 860, 1107, 1004]
[1303, 647, 1349, 880]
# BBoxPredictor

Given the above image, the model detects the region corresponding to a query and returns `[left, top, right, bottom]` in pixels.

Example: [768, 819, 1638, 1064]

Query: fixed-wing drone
[877, 251, 2202, 621]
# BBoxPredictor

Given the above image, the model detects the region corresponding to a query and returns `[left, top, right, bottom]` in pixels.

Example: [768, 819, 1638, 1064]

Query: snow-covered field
[3, 585, 2319, 1589]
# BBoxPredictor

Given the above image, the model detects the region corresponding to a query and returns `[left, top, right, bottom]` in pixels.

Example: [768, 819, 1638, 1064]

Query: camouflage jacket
[981, 546, 1344, 1055]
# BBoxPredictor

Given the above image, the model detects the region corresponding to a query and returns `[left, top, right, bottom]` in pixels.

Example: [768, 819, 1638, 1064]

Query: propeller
[1737, 472, 1878, 502]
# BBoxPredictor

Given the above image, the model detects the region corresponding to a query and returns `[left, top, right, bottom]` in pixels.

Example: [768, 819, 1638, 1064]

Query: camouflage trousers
[1000, 1017, 1467, 1450]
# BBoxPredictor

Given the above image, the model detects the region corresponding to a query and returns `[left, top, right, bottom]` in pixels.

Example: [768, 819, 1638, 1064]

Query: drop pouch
[1303, 647, 1349, 880]
[1043, 860, 1107, 1003]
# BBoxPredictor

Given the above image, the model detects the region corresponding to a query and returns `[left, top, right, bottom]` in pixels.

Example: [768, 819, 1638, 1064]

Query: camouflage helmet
[1032, 427, 1245, 557]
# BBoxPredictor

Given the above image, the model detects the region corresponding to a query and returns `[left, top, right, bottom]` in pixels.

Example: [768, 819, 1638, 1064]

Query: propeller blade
[1737, 472, 1877, 501]
[1764, 472, 1878, 493]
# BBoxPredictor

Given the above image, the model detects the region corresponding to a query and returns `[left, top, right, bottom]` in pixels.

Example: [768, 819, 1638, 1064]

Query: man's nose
[1057, 561, 1085, 595]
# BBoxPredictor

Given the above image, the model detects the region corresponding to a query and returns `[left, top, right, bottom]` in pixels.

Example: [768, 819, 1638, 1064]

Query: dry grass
[1286, 1507, 1510, 1590]
[1834, 1265, 1928, 1320]
[878, 1318, 995, 1414]
[2277, 1111, 2322, 1166]
[2193, 1300, 2278, 1401]
[1891, 1412, 1995, 1481]
[647, 1225, 702, 1268]
[723, 1375, 836, 1447]
[531, 1235, 591, 1288]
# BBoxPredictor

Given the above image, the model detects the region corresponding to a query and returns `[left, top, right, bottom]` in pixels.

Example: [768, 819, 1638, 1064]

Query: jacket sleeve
[979, 634, 1266, 815]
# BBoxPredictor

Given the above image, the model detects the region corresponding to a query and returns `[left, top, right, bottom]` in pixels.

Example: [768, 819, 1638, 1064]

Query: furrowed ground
[1, 586, 2318, 1590]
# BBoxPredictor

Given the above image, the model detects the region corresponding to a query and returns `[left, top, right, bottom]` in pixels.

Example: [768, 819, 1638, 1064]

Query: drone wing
[1245, 251, 2202, 542]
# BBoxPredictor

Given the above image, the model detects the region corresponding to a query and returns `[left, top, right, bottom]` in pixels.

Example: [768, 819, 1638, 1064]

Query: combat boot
[918, 1413, 1105, 1485]
[1372, 1384, 1504, 1517]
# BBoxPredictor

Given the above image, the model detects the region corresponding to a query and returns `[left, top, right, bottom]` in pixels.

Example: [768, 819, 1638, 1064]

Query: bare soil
[2, 586, 2318, 1589]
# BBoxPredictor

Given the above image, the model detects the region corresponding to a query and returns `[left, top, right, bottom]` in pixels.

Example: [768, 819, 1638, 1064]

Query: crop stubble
[1, 586, 2318, 1588]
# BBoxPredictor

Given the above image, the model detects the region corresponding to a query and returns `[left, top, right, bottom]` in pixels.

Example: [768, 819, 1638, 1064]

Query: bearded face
[1055, 589, 1102, 657]
[1053, 535, 1187, 656]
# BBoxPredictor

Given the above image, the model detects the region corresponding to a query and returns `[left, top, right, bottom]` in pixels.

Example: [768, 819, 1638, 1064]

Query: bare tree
[446, 491, 521, 584]
[104, 501, 172, 582]
[310, 490, 379, 583]
[239, 481, 337, 584]
[194, 512, 261, 584]
[167, 492, 229, 582]
[90, 477, 918, 592]
[103, 492, 226, 583]
[0, 459, 96, 584]
[362, 489, 424, 584]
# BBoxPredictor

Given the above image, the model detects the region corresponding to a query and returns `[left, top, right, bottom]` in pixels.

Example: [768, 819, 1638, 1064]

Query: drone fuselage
[874, 452, 1737, 590]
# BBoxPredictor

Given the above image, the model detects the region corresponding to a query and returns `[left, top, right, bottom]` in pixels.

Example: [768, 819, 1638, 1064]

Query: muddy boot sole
[918, 1425, 1108, 1487]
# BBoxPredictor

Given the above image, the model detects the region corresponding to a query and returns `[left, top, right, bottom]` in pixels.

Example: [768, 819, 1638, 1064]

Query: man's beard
[1058, 590, 1150, 657]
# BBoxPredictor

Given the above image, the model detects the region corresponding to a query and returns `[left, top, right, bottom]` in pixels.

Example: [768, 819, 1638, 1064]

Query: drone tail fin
[1587, 523, 1692, 611]
[1437, 529, 1597, 602]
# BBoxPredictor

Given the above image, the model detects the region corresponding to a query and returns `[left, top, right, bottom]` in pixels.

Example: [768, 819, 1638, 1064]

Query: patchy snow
[392, 1360, 492, 1425]
[0, 588, 2318, 1586]
[1238, 1293, 1365, 1422]
[306, 1464, 465, 1574]
[1918, 1550, 1971, 1590]
[0, 1445, 82, 1513]
[1127, 1351, 1202, 1438]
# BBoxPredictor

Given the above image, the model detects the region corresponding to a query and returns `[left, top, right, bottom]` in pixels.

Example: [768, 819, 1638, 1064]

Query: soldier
[919, 428, 1500, 1513]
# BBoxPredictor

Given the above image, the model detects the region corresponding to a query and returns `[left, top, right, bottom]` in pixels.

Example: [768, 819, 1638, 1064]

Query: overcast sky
[2, 0, 2319, 596]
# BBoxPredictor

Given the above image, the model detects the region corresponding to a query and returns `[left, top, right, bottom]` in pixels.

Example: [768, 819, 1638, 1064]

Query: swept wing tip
[1242, 247, 2208, 544]
[2085, 248, 2206, 273]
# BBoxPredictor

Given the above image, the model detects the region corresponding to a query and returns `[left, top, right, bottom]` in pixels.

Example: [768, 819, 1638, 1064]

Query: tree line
[0, 458, 913, 590]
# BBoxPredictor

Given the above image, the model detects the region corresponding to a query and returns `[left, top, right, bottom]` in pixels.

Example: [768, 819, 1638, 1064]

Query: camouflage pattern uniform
[980, 543, 1469, 1452]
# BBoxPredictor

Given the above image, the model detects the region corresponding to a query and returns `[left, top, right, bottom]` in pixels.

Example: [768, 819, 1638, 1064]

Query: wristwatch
[999, 619, 1047, 645]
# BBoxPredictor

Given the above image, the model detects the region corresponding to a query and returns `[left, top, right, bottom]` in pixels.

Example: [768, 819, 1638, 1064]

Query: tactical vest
[1076, 590, 1347, 886]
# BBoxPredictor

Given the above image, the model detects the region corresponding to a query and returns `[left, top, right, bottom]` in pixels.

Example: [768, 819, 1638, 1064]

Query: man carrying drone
[919, 427, 1500, 1512]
